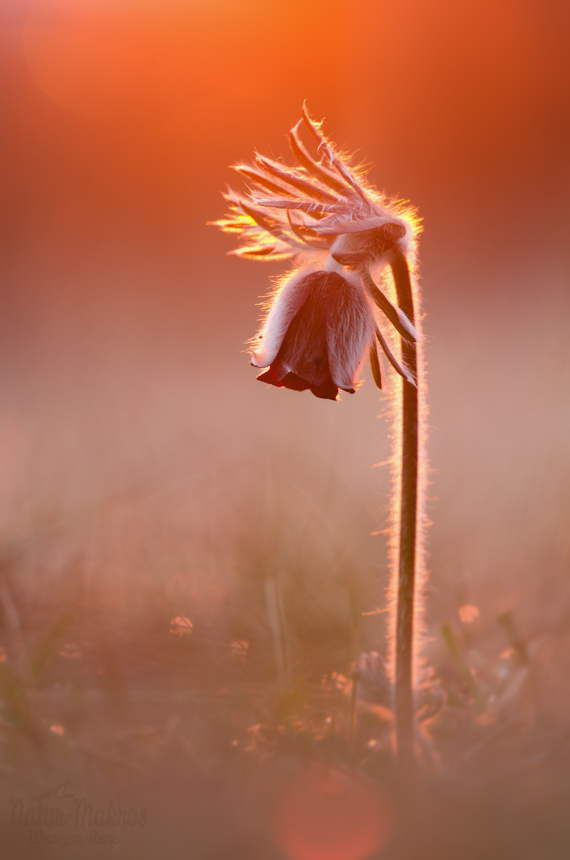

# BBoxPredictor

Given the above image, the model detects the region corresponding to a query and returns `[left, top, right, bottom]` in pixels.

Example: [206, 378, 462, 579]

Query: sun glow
[23, 1, 209, 120]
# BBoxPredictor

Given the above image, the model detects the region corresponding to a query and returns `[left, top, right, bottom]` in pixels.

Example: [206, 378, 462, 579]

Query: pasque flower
[216, 107, 426, 772]
[252, 268, 373, 401]
[216, 105, 420, 400]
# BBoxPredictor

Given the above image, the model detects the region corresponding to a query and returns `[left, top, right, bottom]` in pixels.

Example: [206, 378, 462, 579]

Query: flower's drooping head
[253, 268, 374, 401]
[216, 105, 420, 400]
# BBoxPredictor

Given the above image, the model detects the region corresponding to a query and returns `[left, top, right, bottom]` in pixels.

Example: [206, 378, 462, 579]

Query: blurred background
[0, 0, 569, 857]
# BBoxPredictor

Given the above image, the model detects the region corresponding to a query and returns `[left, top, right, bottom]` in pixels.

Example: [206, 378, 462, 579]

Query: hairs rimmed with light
[217, 103, 420, 266]
[215, 106, 427, 774]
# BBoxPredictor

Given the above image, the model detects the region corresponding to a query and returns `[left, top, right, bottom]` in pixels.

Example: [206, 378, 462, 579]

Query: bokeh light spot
[60, 642, 82, 659]
[459, 605, 480, 624]
[271, 765, 393, 860]
[169, 616, 193, 637]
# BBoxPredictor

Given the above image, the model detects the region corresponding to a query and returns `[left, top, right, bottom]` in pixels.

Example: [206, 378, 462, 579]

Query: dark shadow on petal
[256, 364, 287, 385]
[257, 368, 310, 391]
[276, 272, 331, 388]
[280, 372, 311, 392]
[309, 378, 339, 400]
[257, 367, 339, 400]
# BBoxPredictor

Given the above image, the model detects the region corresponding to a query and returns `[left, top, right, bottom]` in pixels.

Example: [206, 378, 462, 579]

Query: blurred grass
[0, 422, 570, 858]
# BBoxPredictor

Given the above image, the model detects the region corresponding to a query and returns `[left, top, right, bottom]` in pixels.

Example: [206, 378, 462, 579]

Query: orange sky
[0, 0, 566, 378]
[2, 0, 567, 259]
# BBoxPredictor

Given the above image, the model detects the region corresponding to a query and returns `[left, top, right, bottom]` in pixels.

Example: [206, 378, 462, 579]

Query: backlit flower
[252, 268, 374, 401]
[215, 105, 421, 399]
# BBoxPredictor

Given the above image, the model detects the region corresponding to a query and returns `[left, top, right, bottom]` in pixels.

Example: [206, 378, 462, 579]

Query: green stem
[391, 247, 419, 774]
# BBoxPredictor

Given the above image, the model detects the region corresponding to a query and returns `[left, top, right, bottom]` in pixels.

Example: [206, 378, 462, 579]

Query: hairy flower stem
[391, 247, 419, 774]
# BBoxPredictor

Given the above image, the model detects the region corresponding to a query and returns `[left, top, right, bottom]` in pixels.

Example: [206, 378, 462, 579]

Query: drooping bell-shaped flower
[215, 105, 421, 399]
[252, 268, 374, 401]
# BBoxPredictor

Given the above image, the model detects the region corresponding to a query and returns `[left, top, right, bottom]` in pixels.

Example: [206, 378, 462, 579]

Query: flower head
[215, 105, 421, 399]
[253, 268, 374, 401]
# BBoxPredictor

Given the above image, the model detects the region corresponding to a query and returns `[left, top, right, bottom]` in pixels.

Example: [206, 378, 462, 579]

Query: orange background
[0, 0, 569, 626]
